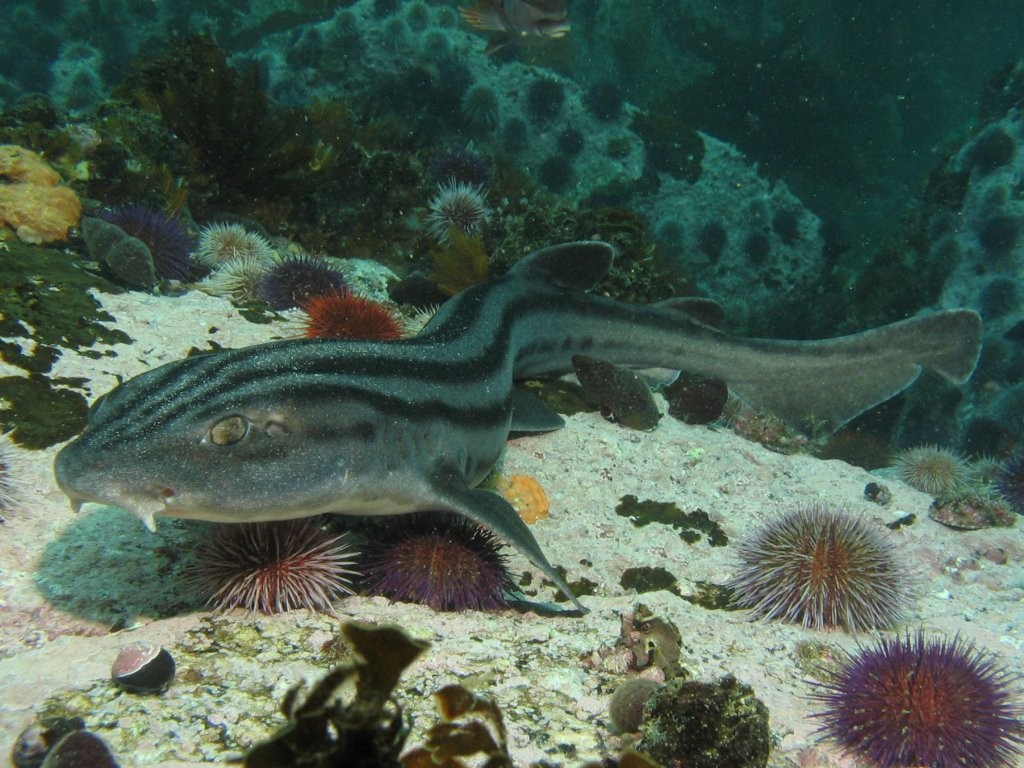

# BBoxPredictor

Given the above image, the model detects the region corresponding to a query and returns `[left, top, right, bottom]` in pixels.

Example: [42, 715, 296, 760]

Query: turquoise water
[2, 4, 1024, 766]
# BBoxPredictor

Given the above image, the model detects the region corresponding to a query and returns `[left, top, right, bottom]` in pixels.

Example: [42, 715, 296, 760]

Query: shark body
[54, 242, 982, 612]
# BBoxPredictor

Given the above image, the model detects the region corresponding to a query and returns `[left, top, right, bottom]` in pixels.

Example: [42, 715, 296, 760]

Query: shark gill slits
[208, 415, 249, 446]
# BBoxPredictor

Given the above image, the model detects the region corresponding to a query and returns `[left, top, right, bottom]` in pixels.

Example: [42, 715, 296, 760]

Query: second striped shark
[54, 242, 982, 612]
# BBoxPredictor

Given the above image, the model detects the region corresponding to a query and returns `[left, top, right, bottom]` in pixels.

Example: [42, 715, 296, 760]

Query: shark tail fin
[725, 310, 982, 434]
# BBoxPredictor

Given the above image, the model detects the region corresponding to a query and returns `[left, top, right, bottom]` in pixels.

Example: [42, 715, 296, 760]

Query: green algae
[0, 241, 131, 447]
[620, 566, 680, 596]
[0, 374, 89, 448]
[616, 495, 729, 547]
[681, 580, 737, 611]
[0, 240, 130, 366]
[637, 674, 770, 768]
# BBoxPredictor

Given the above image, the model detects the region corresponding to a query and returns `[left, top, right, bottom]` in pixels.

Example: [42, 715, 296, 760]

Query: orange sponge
[495, 474, 550, 524]
[0, 145, 82, 244]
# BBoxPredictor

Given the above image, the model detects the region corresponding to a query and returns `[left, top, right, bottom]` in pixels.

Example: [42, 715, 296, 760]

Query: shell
[111, 641, 175, 693]
[928, 495, 1017, 530]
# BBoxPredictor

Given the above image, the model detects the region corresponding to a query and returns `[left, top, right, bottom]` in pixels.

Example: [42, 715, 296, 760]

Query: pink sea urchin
[188, 518, 357, 614]
[424, 180, 491, 244]
[730, 503, 913, 631]
[358, 511, 515, 611]
[812, 631, 1024, 768]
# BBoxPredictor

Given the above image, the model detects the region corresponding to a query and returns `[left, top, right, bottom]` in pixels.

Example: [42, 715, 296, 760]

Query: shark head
[53, 340, 421, 529]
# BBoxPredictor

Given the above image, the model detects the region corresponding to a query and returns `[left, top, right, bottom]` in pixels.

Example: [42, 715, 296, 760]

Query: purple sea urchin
[424, 180, 491, 244]
[812, 632, 1024, 768]
[427, 147, 492, 187]
[99, 204, 194, 281]
[730, 503, 913, 631]
[258, 255, 347, 310]
[188, 518, 357, 614]
[996, 454, 1024, 514]
[462, 85, 500, 132]
[358, 511, 515, 611]
[893, 444, 970, 496]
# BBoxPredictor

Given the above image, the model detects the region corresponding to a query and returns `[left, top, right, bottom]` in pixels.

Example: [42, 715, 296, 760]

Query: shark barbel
[54, 242, 983, 612]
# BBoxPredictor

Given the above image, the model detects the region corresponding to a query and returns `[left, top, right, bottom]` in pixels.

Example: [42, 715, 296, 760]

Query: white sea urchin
[194, 222, 277, 268]
[424, 180, 491, 244]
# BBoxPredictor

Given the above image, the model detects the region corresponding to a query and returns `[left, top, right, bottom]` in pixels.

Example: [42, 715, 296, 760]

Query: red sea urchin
[730, 503, 913, 631]
[357, 511, 515, 611]
[300, 289, 405, 341]
[812, 631, 1024, 768]
[188, 518, 357, 614]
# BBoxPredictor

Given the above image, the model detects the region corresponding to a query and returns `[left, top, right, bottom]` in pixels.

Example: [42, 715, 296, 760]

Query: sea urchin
[893, 444, 970, 497]
[0, 433, 25, 521]
[358, 511, 515, 611]
[812, 631, 1024, 768]
[995, 453, 1024, 514]
[730, 503, 913, 631]
[188, 517, 357, 614]
[300, 289, 405, 341]
[259, 255, 348, 310]
[425, 180, 491, 244]
[194, 222, 276, 268]
[99, 203, 195, 281]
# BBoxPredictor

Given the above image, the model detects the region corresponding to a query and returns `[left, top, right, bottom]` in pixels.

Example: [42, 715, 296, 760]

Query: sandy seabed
[0, 286, 1021, 768]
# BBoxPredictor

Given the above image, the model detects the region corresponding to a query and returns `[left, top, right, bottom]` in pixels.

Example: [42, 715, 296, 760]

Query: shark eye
[208, 415, 249, 446]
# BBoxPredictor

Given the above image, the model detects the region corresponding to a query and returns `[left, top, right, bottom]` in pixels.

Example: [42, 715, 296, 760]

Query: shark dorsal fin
[510, 241, 614, 291]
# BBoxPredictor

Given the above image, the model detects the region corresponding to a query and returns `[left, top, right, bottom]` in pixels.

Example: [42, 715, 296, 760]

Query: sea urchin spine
[893, 444, 970, 497]
[425, 180, 491, 244]
[730, 503, 913, 631]
[188, 518, 358, 614]
[300, 289, 405, 341]
[812, 631, 1024, 768]
[358, 511, 515, 611]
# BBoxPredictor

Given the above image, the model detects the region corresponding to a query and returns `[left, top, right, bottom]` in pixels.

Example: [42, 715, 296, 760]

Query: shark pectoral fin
[509, 385, 566, 433]
[432, 478, 587, 615]
[726, 310, 983, 434]
[509, 241, 614, 291]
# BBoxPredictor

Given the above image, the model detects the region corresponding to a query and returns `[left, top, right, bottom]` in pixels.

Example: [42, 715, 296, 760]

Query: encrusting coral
[0, 144, 82, 244]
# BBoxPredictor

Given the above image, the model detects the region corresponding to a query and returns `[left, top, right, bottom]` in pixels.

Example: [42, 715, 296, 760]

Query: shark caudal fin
[723, 310, 982, 433]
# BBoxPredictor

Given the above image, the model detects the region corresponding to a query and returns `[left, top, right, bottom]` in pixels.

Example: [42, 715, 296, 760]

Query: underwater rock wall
[639, 133, 824, 334]
[930, 73, 1024, 456]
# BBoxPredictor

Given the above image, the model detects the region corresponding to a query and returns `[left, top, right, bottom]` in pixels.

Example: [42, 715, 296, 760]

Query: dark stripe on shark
[94, 377, 516, 446]
[83, 285, 697, 442]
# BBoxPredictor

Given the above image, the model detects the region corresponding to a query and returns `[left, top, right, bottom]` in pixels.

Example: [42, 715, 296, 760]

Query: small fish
[460, 0, 570, 41]
[572, 355, 662, 431]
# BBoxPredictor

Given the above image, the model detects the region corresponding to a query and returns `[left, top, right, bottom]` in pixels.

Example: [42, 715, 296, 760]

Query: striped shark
[54, 241, 982, 612]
